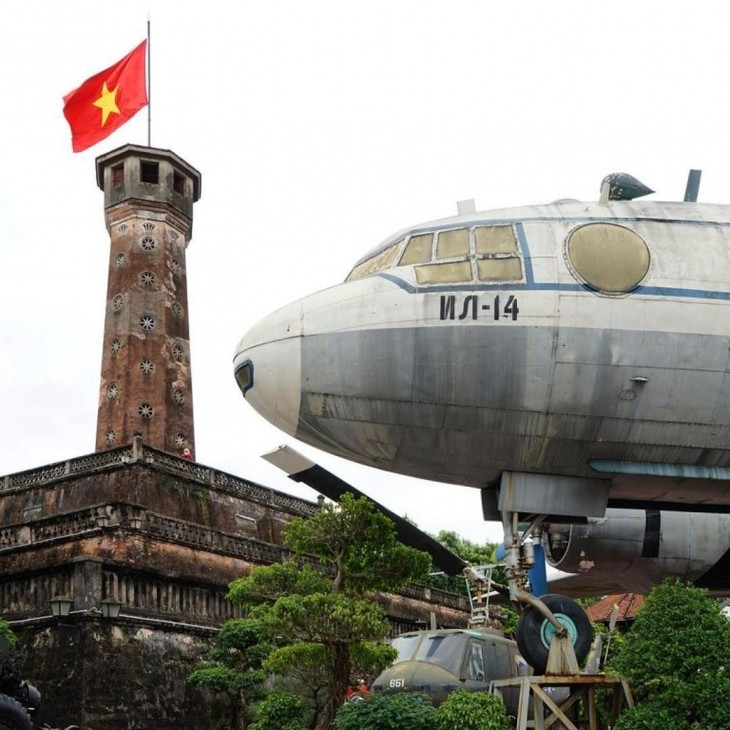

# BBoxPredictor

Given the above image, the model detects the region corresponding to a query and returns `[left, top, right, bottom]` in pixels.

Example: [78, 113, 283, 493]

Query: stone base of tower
[0, 441, 471, 728]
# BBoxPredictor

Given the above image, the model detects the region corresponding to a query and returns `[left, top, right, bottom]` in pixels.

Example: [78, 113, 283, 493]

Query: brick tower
[94, 145, 202, 456]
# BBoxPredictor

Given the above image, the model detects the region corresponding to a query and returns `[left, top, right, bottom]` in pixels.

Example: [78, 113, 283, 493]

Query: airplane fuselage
[235, 198, 730, 508]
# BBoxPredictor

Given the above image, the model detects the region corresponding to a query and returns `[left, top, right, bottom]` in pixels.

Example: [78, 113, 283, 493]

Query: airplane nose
[233, 300, 303, 438]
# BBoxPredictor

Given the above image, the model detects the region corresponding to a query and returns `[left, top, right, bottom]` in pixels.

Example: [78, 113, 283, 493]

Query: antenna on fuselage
[684, 169, 702, 202]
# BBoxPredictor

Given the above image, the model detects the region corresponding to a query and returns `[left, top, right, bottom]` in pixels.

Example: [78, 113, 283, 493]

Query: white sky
[2, 1, 730, 545]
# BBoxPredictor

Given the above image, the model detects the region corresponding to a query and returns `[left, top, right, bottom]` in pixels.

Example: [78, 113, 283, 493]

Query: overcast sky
[2, 1, 730, 545]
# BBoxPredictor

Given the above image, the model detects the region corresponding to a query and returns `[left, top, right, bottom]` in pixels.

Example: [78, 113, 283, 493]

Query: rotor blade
[262, 446, 469, 576]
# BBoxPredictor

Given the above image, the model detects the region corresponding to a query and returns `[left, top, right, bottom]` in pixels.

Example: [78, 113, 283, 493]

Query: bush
[434, 690, 512, 730]
[608, 580, 730, 728]
[250, 691, 310, 730]
[334, 692, 435, 730]
[614, 702, 689, 730]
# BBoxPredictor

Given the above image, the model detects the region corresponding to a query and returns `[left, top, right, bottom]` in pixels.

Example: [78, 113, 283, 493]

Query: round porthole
[566, 223, 650, 294]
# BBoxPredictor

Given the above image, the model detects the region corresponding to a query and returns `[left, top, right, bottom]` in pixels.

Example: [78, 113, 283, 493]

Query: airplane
[233, 171, 730, 670]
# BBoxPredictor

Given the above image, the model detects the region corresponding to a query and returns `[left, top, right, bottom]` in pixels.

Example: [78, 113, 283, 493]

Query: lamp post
[50, 596, 73, 618]
[100, 598, 123, 619]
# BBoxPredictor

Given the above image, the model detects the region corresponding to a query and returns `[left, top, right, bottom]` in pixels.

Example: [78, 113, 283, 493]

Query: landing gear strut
[492, 472, 607, 674]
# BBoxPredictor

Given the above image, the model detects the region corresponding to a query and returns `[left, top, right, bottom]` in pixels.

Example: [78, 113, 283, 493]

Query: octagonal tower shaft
[94, 145, 202, 456]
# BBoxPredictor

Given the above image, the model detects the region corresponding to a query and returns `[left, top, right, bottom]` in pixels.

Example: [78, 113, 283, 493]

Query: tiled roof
[586, 593, 645, 623]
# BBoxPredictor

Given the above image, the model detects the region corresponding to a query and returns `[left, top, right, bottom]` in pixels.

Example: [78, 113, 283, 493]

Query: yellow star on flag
[92, 82, 120, 127]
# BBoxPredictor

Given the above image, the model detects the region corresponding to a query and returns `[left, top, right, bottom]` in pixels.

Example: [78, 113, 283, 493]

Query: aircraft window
[475, 225, 518, 254]
[465, 642, 486, 682]
[413, 633, 466, 675]
[346, 240, 402, 282]
[415, 261, 472, 285]
[477, 258, 523, 281]
[436, 228, 469, 259]
[391, 634, 421, 662]
[400, 234, 433, 265]
[566, 223, 650, 293]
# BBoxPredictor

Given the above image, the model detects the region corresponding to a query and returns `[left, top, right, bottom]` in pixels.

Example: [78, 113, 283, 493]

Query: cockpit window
[346, 240, 403, 282]
[413, 633, 467, 675]
[437, 228, 469, 259]
[400, 234, 433, 265]
[415, 261, 472, 285]
[391, 634, 421, 662]
[466, 642, 486, 681]
[475, 224, 522, 282]
[477, 258, 522, 281]
[475, 225, 518, 254]
[346, 223, 524, 284]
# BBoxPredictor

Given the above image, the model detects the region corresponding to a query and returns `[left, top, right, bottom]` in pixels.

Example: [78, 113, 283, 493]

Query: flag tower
[94, 144, 201, 456]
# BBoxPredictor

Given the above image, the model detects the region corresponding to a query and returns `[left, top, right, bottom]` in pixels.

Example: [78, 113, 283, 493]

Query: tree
[610, 579, 730, 730]
[419, 531, 500, 597]
[188, 618, 273, 730]
[229, 493, 431, 730]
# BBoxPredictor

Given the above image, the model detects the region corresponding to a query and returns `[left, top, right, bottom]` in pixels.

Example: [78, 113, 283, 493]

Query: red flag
[63, 40, 148, 153]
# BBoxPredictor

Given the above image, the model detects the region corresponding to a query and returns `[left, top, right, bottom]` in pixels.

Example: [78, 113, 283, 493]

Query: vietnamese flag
[63, 40, 148, 153]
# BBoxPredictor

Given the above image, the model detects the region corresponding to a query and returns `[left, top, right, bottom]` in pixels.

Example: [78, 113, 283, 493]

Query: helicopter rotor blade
[262, 445, 469, 576]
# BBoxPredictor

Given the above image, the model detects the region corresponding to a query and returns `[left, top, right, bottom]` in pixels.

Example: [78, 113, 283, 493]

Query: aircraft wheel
[515, 594, 593, 674]
[0, 693, 32, 730]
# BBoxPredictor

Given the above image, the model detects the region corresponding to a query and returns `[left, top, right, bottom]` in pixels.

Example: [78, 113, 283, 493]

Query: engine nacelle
[544, 508, 730, 594]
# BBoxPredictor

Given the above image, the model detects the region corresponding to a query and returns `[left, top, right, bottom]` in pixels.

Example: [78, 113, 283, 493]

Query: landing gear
[488, 471, 607, 674]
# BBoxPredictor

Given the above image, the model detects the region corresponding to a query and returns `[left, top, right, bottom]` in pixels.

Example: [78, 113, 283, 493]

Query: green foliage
[284, 492, 431, 595]
[188, 618, 273, 729]
[349, 641, 398, 683]
[334, 692, 436, 730]
[250, 691, 310, 730]
[0, 618, 17, 652]
[609, 580, 730, 728]
[228, 561, 331, 606]
[434, 690, 512, 730]
[264, 593, 391, 645]
[611, 580, 730, 693]
[227, 494, 431, 730]
[419, 531, 502, 597]
[614, 702, 689, 730]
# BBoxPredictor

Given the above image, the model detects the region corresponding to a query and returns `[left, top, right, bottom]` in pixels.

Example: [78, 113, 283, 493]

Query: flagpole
[147, 18, 151, 147]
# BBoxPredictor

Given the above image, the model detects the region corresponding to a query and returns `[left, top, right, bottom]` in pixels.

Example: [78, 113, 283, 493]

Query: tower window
[140, 161, 159, 184]
[173, 171, 185, 195]
[112, 164, 124, 187]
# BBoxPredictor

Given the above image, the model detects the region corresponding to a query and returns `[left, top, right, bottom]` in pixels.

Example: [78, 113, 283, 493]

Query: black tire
[515, 594, 593, 674]
[0, 694, 32, 730]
